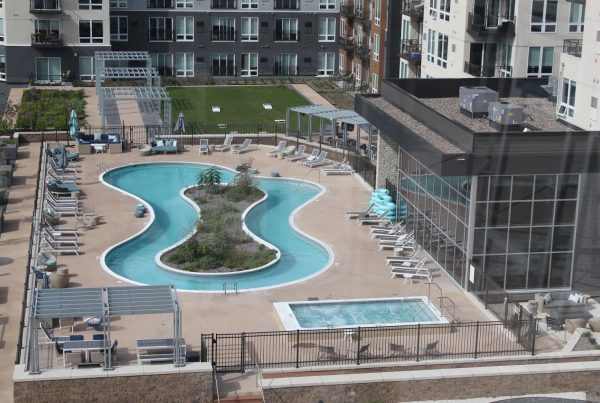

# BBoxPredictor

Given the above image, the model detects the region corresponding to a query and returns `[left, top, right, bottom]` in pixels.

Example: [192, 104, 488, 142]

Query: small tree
[196, 167, 221, 193]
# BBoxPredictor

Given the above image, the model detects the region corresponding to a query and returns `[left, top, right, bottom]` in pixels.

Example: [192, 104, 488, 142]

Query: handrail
[397, 281, 441, 319]
[413, 295, 457, 322]
[223, 281, 227, 295]
[254, 363, 265, 403]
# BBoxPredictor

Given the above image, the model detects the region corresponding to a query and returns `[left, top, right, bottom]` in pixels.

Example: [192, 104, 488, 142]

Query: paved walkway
[291, 84, 334, 107]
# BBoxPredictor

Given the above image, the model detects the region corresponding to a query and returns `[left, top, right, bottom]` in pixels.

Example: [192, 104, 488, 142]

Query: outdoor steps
[214, 393, 264, 402]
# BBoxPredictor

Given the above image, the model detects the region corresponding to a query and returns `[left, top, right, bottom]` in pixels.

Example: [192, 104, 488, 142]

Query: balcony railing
[341, 5, 355, 19]
[274, 31, 299, 42]
[467, 13, 515, 37]
[31, 32, 63, 47]
[338, 35, 354, 50]
[563, 39, 582, 58]
[356, 9, 371, 29]
[402, 0, 424, 17]
[30, 0, 61, 12]
[464, 62, 512, 78]
[399, 39, 422, 64]
[356, 45, 370, 62]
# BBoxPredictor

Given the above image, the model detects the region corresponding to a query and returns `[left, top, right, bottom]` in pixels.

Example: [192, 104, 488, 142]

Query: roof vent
[459, 86, 499, 118]
[488, 101, 524, 129]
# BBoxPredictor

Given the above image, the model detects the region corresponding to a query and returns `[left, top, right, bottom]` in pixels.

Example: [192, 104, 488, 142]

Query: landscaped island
[163, 168, 277, 273]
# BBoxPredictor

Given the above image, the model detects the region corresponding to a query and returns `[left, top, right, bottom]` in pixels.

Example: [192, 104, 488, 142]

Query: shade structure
[174, 111, 186, 134]
[69, 109, 79, 139]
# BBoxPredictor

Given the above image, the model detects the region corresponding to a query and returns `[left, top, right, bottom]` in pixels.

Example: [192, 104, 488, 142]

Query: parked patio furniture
[214, 135, 233, 152]
[36, 250, 57, 271]
[43, 207, 61, 226]
[316, 345, 342, 361]
[421, 341, 440, 356]
[565, 318, 588, 334]
[231, 139, 253, 154]
[199, 139, 209, 155]
[267, 141, 286, 157]
[285, 145, 307, 161]
[535, 291, 590, 314]
[389, 343, 410, 357]
[138, 144, 152, 156]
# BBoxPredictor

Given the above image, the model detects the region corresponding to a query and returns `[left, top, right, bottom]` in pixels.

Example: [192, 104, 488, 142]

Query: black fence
[201, 318, 536, 372]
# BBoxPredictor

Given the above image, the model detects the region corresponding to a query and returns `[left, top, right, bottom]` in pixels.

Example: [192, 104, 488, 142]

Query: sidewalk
[291, 84, 335, 107]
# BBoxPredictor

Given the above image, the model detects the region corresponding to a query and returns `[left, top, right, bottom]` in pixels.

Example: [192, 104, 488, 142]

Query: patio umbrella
[174, 111, 186, 134]
[69, 109, 79, 139]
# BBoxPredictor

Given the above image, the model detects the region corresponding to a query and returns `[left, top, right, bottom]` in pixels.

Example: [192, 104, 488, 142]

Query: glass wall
[472, 174, 578, 290]
[398, 148, 470, 286]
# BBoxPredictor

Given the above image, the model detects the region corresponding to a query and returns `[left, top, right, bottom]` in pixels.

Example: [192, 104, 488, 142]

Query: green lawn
[168, 86, 320, 131]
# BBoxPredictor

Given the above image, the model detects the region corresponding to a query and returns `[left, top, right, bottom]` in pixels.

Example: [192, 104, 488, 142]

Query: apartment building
[558, 0, 599, 131]
[338, 0, 393, 93]
[0, 0, 111, 83]
[395, 0, 586, 80]
[0, 0, 339, 83]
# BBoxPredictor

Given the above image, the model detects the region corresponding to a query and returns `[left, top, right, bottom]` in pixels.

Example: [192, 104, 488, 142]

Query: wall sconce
[74, 52, 78, 57]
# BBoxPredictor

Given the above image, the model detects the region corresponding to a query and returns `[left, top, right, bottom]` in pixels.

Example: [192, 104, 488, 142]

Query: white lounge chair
[303, 151, 328, 168]
[379, 233, 414, 251]
[41, 239, 80, 255]
[199, 139, 209, 155]
[214, 135, 233, 152]
[285, 145, 307, 161]
[357, 211, 391, 225]
[345, 204, 373, 220]
[386, 246, 422, 265]
[267, 141, 286, 157]
[43, 228, 79, 243]
[371, 223, 406, 238]
[295, 149, 319, 164]
[231, 139, 253, 154]
[322, 161, 354, 175]
[389, 256, 426, 269]
[45, 221, 79, 235]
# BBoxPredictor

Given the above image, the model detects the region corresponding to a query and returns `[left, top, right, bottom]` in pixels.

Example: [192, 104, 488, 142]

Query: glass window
[528, 253, 550, 288]
[486, 229, 507, 254]
[36, 57, 61, 82]
[273, 54, 297, 75]
[374, 0, 381, 25]
[507, 227, 530, 253]
[149, 17, 173, 41]
[0, 18, 4, 42]
[176, 0, 193, 7]
[476, 177, 489, 201]
[150, 53, 173, 76]
[527, 47, 553, 77]
[318, 18, 335, 42]
[212, 53, 235, 76]
[212, 17, 235, 41]
[211, 0, 236, 8]
[318, 53, 334, 76]
[371, 73, 378, 94]
[485, 255, 506, 288]
[274, 0, 298, 9]
[532, 201, 555, 225]
[437, 33, 448, 68]
[319, 0, 335, 10]
[79, 56, 95, 81]
[489, 176, 512, 201]
[552, 226, 574, 252]
[530, 227, 552, 252]
[530, 0, 557, 32]
[79, 0, 102, 9]
[373, 34, 380, 61]
[110, 0, 127, 6]
[549, 253, 572, 287]
[487, 202, 510, 227]
[439, 0, 450, 21]
[176, 53, 193, 77]
[569, 3, 585, 32]
[176, 16, 194, 41]
[511, 176, 534, 200]
[241, 17, 258, 41]
[275, 19, 298, 41]
[79, 20, 103, 43]
[110, 16, 128, 41]
[557, 174, 578, 199]
[559, 79, 577, 119]
[241, 0, 258, 8]
[509, 201, 532, 226]
[427, 29, 436, 63]
[505, 255, 528, 289]
[240, 53, 258, 76]
[0, 54, 5, 81]
[534, 175, 556, 199]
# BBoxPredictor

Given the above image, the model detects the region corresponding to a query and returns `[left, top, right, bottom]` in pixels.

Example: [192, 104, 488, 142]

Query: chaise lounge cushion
[535, 291, 590, 314]
[150, 139, 181, 153]
[78, 134, 122, 144]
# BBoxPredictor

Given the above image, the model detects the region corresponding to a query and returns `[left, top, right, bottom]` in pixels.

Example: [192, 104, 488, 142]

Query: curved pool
[100, 163, 332, 292]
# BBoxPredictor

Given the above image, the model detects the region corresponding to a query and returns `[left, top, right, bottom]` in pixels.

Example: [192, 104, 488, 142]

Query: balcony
[338, 36, 354, 51]
[341, 5, 355, 20]
[356, 9, 371, 29]
[211, 0, 237, 8]
[464, 62, 512, 78]
[274, 31, 299, 42]
[30, 0, 61, 13]
[399, 39, 422, 64]
[31, 32, 63, 47]
[563, 39, 582, 58]
[467, 13, 515, 38]
[356, 45, 370, 62]
[402, 0, 424, 18]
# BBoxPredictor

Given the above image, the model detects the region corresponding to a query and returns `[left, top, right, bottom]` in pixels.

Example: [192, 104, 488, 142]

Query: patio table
[63, 340, 108, 366]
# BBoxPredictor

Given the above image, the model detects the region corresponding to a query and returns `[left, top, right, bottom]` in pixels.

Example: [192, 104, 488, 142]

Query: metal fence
[201, 318, 536, 373]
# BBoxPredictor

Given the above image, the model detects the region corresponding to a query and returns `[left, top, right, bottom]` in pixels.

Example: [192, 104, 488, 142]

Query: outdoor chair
[356, 211, 391, 226]
[353, 344, 372, 359]
[546, 315, 564, 331]
[45, 221, 78, 235]
[65, 352, 83, 367]
[389, 343, 410, 358]
[301, 151, 327, 167]
[322, 161, 354, 175]
[285, 145, 307, 161]
[316, 345, 342, 361]
[295, 149, 319, 164]
[89, 351, 105, 366]
[231, 139, 253, 154]
[93, 334, 106, 340]
[36, 250, 57, 271]
[46, 179, 80, 195]
[345, 204, 373, 220]
[267, 141, 286, 157]
[43, 207, 61, 226]
[421, 341, 441, 356]
[386, 246, 422, 265]
[199, 139, 209, 155]
[214, 135, 233, 152]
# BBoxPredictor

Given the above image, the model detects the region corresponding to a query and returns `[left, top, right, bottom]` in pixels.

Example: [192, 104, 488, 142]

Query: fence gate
[202, 333, 247, 373]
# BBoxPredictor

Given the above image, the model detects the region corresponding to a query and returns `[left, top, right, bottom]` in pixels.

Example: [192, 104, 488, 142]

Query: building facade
[0, 0, 340, 83]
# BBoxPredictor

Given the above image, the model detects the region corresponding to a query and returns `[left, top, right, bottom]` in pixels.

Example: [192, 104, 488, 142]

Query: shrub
[226, 173, 261, 202]
[196, 167, 222, 193]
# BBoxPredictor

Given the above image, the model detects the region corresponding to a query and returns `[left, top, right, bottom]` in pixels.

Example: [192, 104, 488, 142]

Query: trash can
[200, 341, 208, 362]
[186, 351, 200, 363]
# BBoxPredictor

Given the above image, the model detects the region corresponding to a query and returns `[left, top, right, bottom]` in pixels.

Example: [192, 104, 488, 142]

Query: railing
[31, 33, 63, 47]
[338, 35, 354, 50]
[402, 0, 424, 17]
[201, 318, 536, 372]
[356, 45, 370, 62]
[563, 39, 582, 58]
[399, 39, 422, 63]
[464, 62, 512, 78]
[30, 0, 61, 12]
[273, 31, 299, 42]
[467, 13, 515, 36]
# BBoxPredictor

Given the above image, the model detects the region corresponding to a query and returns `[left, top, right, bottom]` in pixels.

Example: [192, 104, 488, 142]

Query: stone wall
[13, 363, 213, 403]
[376, 132, 399, 189]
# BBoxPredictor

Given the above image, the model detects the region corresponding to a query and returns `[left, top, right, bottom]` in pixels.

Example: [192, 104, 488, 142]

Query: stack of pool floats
[370, 189, 408, 222]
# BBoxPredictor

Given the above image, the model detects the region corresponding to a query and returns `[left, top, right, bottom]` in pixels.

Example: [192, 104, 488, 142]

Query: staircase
[214, 369, 264, 403]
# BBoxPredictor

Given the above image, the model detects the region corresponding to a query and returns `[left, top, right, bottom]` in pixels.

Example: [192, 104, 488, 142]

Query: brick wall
[376, 132, 398, 188]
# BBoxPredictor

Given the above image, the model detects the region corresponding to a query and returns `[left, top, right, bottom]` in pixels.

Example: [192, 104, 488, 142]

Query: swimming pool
[274, 297, 447, 330]
[100, 162, 332, 292]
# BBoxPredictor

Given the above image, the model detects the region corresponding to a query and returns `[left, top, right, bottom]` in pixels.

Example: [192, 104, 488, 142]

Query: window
[176, 17, 193, 41]
[558, 79, 576, 118]
[241, 17, 258, 41]
[338, 53, 345, 74]
[36, 57, 61, 82]
[79, 57, 95, 81]
[355, 63, 361, 86]
[400, 61, 408, 78]
[110, 0, 127, 6]
[110, 16, 128, 41]
[439, 0, 450, 21]
[318, 53, 334, 76]
[527, 46, 553, 77]
[241, 53, 258, 76]
[500, 43, 512, 77]
[531, 0, 557, 32]
[591, 97, 598, 121]
[176, 53, 194, 77]
[0, 55, 5, 81]
[212, 18, 235, 41]
[319, 0, 335, 9]
[275, 19, 298, 41]
[150, 53, 174, 76]
[373, 34, 380, 61]
[148, 0, 173, 7]
[372, 73, 379, 94]
[427, 29, 436, 63]
[429, 0, 437, 18]
[273, 54, 297, 75]
[79, 20, 103, 43]
[0, 18, 4, 42]
[176, 0, 193, 7]
[437, 33, 448, 68]
[318, 18, 335, 42]
[211, 0, 236, 8]
[79, 0, 102, 9]
[356, 26, 363, 46]
[241, 0, 258, 8]
[569, 3, 584, 33]
[149, 17, 173, 41]
[212, 53, 235, 76]
[274, 0, 298, 9]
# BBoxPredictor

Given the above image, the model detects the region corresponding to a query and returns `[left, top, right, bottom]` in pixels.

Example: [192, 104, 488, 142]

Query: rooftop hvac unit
[488, 101, 524, 128]
[459, 86, 499, 117]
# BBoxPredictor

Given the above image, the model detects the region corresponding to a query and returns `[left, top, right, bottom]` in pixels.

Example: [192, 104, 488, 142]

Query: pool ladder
[222, 281, 239, 295]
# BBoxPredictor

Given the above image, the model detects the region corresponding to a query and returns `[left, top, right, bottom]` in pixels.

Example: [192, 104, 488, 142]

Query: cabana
[27, 285, 183, 374]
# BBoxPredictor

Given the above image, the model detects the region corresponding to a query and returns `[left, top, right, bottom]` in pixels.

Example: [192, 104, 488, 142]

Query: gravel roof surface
[421, 97, 580, 133]
[368, 97, 465, 154]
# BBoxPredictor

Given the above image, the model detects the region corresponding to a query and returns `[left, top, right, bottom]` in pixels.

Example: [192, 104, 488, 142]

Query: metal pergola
[95, 51, 170, 127]
[28, 285, 183, 374]
[286, 105, 337, 142]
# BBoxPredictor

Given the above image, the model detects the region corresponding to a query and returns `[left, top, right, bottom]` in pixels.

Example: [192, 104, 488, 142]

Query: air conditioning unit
[488, 101, 524, 127]
[459, 86, 499, 117]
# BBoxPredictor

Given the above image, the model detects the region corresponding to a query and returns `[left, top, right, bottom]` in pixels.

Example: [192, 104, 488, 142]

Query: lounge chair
[44, 200, 80, 215]
[214, 135, 233, 152]
[49, 160, 77, 175]
[389, 343, 410, 358]
[303, 151, 328, 168]
[295, 149, 319, 164]
[285, 145, 307, 161]
[45, 221, 78, 235]
[267, 141, 286, 157]
[386, 246, 422, 265]
[322, 161, 354, 175]
[45, 192, 79, 207]
[371, 222, 406, 238]
[353, 344, 372, 359]
[44, 228, 79, 243]
[391, 266, 432, 282]
[231, 139, 253, 154]
[42, 242, 80, 256]
[316, 345, 343, 361]
[43, 207, 61, 225]
[379, 233, 415, 250]
[47, 147, 79, 162]
[356, 211, 391, 225]
[46, 179, 80, 195]
[36, 250, 57, 271]
[32, 267, 50, 289]
[421, 341, 441, 356]
[199, 139, 209, 155]
[345, 204, 373, 220]
[47, 169, 77, 183]
[389, 256, 426, 269]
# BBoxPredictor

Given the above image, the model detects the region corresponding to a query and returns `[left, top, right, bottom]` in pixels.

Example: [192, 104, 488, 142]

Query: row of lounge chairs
[316, 340, 441, 361]
[266, 141, 354, 174]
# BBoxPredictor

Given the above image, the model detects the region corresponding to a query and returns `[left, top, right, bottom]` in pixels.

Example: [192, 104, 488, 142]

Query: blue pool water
[102, 163, 331, 291]
[289, 299, 442, 328]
